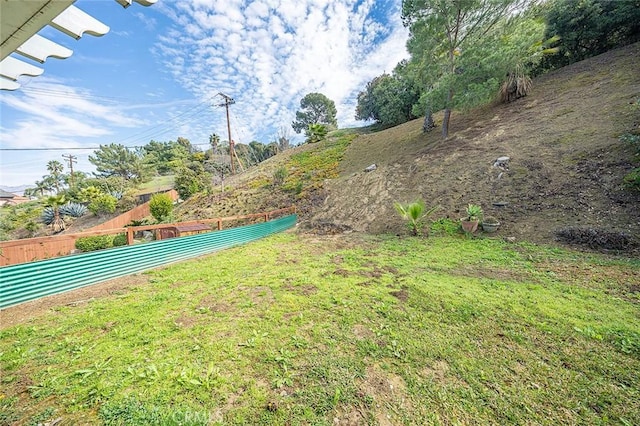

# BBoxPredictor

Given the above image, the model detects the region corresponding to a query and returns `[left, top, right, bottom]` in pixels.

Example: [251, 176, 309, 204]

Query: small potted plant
[461, 204, 483, 233]
[481, 215, 501, 233]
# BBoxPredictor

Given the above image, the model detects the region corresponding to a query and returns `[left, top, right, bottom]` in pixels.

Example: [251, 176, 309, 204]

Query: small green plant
[623, 167, 640, 191]
[112, 234, 128, 247]
[465, 204, 483, 222]
[305, 123, 329, 143]
[273, 167, 288, 186]
[620, 132, 640, 192]
[79, 186, 103, 203]
[75, 235, 117, 252]
[394, 199, 439, 236]
[89, 194, 117, 216]
[149, 193, 174, 222]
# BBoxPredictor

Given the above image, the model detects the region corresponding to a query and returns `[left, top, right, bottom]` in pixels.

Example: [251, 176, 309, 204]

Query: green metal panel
[0, 215, 297, 309]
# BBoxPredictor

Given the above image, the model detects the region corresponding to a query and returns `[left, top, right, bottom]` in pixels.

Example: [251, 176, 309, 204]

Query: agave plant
[60, 202, 88, 218]
[394, 199, 439, 236]
[41, 207, 55, 225]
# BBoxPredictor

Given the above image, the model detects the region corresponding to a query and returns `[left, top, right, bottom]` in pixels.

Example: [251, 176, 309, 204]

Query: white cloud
[154, 0, 409, 142]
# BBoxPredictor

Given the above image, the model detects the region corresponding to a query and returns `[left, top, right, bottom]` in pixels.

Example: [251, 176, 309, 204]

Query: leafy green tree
[402, 0, 531, 138]
[543, 0, 640, 69]
[355, 63, 421, 127]
[143, 140, 189, 175]
[149, 193, 174, 222]
[89, 143, 151, 182]
[174, 162, 213, 199]
[291, 93, 338, 134]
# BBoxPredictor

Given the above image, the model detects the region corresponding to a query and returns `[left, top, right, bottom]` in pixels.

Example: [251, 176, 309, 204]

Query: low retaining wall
[0, 214, 297, 309]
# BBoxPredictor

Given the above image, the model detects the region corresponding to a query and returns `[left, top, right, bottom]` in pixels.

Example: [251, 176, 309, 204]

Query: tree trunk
[442, 108, 451, 139]
[442, 88, 454, 139]
[423, 104, 435, 133]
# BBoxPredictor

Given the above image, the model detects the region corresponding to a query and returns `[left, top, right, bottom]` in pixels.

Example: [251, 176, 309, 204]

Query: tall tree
[355, 61, 421, 127]
[402, 0, 529, 138]
[89, 143, 150, 182]
[543, 0, 640, 69]
[45, 160, 66, 194]
[291, 93, 338, 134]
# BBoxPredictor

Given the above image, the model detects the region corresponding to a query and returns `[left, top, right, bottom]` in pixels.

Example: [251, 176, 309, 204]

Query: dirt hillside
[177, 43, 640, 251]
[309, 43, 640, 247]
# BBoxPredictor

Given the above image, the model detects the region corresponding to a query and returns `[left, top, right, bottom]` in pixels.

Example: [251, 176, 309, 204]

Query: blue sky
[0, 0, 409, 188]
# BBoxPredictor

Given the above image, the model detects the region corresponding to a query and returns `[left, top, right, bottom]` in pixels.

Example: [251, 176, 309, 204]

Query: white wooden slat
[16, 34, 73, 63]
[0, 76, 20, 91]
[50, 5, 109, 40]
[0, 56, 43, 81]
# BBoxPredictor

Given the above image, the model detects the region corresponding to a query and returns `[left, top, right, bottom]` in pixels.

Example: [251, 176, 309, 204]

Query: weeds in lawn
[0, 233, 638, 424]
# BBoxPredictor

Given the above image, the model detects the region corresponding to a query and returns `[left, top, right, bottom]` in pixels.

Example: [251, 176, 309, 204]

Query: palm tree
[46, 160, 65, 193]
[45, 194, 67, 233]
[394, 200, 439, 236]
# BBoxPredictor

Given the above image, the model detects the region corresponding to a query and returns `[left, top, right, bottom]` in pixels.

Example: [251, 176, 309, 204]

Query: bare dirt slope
[310, 43, 640, 246]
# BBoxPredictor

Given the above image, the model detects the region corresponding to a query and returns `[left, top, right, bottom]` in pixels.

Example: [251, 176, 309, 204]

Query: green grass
[1, 233, 638, 425]
[134, 175, 175, 195]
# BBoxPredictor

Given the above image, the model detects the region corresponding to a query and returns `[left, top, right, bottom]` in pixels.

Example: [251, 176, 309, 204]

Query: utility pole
[62, 154, 77, 186]
[217, 93, 236, 174]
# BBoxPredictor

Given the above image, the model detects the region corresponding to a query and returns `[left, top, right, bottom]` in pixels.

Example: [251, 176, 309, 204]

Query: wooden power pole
[217, 93, 236, 174]
[62, 154, 77, 186]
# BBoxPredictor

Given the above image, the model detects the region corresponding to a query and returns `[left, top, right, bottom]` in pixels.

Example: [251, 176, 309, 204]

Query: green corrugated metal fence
[0, 214, 297, 309]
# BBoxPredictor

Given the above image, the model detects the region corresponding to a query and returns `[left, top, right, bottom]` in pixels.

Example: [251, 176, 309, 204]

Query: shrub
[89, 194, 117, 216]
[273, 167, 288, 186]
[113, 233, 128, 247]
[150, 193, 173, 222]
[79, 186, 103, 203]
[117, 191, 138, 212]
[174, 163, 213, 199]
[623, 167, 640, 191]
[75, 235, 116, 252]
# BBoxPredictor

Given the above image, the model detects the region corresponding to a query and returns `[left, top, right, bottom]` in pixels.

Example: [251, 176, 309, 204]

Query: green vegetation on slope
[1, 233, 638, 425]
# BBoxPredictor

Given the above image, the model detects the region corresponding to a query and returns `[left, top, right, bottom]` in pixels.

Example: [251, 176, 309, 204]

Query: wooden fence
[0, 206, 295, 267]
[88, 189, 179, 231]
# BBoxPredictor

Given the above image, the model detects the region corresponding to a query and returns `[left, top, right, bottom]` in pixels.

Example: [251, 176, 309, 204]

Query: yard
[1, 230, 638, 425]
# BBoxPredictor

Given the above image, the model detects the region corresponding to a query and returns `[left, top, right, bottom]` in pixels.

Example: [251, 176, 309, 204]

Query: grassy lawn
[134, 176, 175, 195]
[1, 231, 638, 425]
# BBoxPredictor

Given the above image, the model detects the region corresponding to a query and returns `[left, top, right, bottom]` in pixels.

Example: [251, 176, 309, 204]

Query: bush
[75, 235, 115, 252]
[623, 167, 640, 191]
[150, 193, 173, 222]
[174, 163, 213, 199]
[75, 234, 127, 252]
[113, 233, 128, 247]
[273, 167, 288, 186]
[89, 194, 117, 216]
